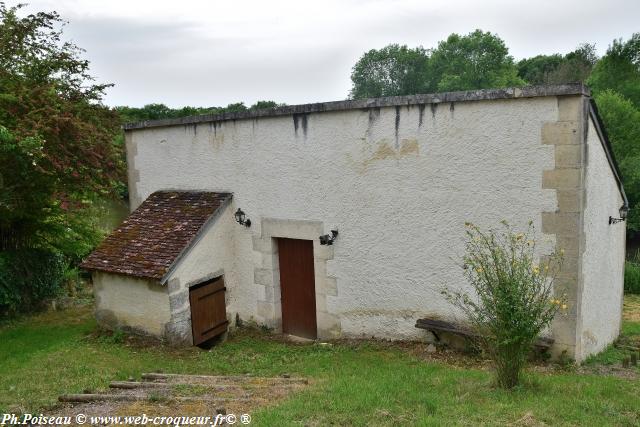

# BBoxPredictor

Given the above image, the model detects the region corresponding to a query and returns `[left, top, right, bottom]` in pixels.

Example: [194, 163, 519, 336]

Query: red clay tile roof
[81, 191, 232, 280]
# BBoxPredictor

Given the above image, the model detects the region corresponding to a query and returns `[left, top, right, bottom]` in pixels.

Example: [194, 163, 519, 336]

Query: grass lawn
[1, 301, 639, 426]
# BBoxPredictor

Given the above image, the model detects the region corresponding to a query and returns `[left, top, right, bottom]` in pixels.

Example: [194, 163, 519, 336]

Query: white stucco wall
[579, 118, 626, 357]
[93, 272, 171, 336]
[166, 203, 251, 320]
[127, 97, 560, 340]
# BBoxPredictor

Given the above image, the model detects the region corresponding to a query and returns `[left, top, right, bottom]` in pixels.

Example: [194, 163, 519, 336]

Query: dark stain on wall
[418, 104, 426, 127]
[183, 124, 198, 135]
[365, 107, 381, 141]
[368, 107, 380, 127]
[395, 106, 401, 148]
[293, 113, 309, 138]
[301, 114, 308, 137]
[431, 103, 438, 119]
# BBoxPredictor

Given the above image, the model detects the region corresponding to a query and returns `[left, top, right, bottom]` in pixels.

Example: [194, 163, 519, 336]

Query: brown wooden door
[277, 238, 317, 339]
[189, 276, 228, 345]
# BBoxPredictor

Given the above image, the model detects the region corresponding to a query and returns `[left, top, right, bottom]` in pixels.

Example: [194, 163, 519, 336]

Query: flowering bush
[444, 220, 565, 389]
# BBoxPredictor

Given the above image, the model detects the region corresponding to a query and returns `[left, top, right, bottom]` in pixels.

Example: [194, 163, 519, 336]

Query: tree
[517, 54, 564, 85]
[429, 30, 525, 92]
[349, 31, 524, 99]
[518, 44, 597, 85]
[250, 100, 283, 110]
[547, 44, 597, 84]
[0, 3, 122, 258]
[588, 33, 640, 107]
[589, 34, 640, 239]
[349, 44, 430, 99]
[593, 90, 640, 234]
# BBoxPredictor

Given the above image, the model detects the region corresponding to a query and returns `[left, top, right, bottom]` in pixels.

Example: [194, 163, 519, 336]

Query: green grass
[584, 322, 640, 366]
[1, 305, 639, 426]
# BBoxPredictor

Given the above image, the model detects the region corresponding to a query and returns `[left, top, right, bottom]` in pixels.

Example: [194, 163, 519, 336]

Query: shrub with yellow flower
[443, 220, 564, 389]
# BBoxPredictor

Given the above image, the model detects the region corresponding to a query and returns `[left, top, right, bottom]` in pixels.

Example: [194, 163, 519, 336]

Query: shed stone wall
[579, 118, 626, 357]
[126, 96, 560, 342]
[93, 272, 171, 337]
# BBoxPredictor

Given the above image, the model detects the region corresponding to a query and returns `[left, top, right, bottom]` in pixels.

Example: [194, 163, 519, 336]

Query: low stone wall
[93, 272, 171, 338]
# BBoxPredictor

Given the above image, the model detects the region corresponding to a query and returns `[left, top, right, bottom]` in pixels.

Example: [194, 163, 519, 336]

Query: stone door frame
[252, 218, 340, 339]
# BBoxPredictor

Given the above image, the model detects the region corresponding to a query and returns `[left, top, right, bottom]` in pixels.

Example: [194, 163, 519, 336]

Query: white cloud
[16, 0, 640, 107]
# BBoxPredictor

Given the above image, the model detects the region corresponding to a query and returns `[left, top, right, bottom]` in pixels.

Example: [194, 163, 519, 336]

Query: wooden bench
[415, 318, 554, 351]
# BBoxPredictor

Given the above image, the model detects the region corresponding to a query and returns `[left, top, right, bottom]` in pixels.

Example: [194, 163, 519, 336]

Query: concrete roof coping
[123, 83, 591, 131]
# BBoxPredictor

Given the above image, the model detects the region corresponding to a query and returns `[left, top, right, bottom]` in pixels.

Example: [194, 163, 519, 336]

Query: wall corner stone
[125, 131, 141, 211]
[163, 277, 194, 346]
[541, 95, 587, 361]
[164, 306, 193, 346]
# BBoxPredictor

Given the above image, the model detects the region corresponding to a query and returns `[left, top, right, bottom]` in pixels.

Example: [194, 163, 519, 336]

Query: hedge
[625, 260, 640, 295]
[0, 249, 66, 317]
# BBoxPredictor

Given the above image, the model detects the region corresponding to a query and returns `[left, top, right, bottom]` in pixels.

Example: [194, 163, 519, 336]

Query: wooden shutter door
[189, 276, 228, 345]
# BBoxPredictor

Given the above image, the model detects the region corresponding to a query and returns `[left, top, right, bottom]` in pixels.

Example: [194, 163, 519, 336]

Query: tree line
[115, 100, 283, 124]
[349, 31, 599, 99]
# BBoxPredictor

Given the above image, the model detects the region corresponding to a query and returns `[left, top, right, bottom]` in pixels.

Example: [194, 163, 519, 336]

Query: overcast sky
[19, 0, 640, 108]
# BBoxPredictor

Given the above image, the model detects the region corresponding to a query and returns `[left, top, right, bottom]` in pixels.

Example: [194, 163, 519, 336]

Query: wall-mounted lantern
[319, 229, 339, 245]
[234, 208, 251, 227]
[609, 204, 629, 225]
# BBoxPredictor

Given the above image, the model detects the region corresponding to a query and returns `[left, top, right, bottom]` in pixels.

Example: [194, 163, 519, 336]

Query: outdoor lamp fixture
[609, 204, 629, 225]
[319, 229, 339, 245]
[234, 208, 251, 227]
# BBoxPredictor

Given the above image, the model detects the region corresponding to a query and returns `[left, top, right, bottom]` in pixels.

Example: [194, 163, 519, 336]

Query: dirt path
[52, 372, 308, 425]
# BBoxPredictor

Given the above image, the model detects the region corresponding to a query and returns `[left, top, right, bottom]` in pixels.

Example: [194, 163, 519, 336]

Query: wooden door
[189, 276, 228, 345]
[277, 238, 317, 339]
